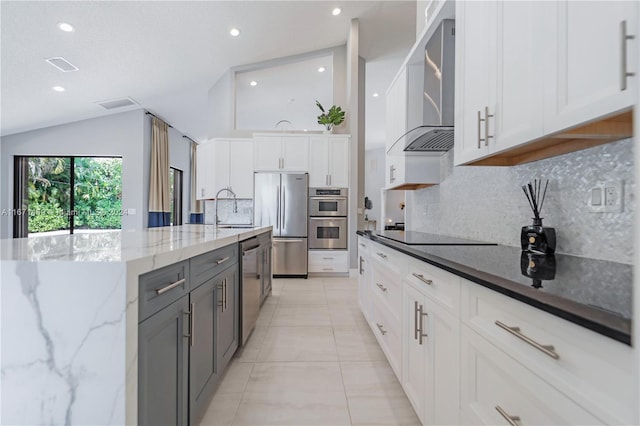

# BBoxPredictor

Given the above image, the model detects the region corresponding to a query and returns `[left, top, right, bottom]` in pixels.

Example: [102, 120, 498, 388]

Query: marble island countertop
[0, 225, 271, 425]
[1, 224, 271, 263]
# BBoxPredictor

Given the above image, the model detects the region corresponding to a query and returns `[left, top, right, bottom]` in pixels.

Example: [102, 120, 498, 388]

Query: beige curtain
[190, 141, 203, 223]
[148, 117, 171, 227]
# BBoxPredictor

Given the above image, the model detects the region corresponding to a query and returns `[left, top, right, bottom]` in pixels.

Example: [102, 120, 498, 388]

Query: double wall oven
[308, 188, 348, 250]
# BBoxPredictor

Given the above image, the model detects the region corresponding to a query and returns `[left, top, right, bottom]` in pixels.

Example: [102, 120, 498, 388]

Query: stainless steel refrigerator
[254, 173, 308, 277]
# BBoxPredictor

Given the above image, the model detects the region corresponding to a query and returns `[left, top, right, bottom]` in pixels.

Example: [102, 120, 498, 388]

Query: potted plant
[315, 100, 345, 133]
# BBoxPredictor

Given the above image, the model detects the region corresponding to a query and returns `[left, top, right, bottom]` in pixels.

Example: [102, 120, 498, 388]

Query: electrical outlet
[588, 181, 624, 213]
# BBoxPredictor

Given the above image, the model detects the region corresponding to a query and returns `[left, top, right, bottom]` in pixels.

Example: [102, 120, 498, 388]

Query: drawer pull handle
[359, 243, 366, 247]
[217, 256, 231, 264]
[495, 406, 520, 426]
[376, 323, 387, 335]
[411, 273, 433, 285]
[376, 252, 387, 259]
[322, 268, 334, 271]
[495, 320, 559, 360]
[155, 278, 186, 295]
[376, 283, 388, 292]
[322, 257, 334, 260]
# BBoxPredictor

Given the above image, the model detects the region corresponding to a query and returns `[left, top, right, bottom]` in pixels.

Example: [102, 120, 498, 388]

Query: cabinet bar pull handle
[477, 110, 484, 149]
[414, 301, 419, 341]
[155, 278, 186, 295]
[224, 278, 228, 311]
[484, 106, 494, 147]
[411, 273, 433, 285]
[376, 283, 388, 292]
[417, 304, 428, 345]
[322, 268, 334, 271]
[376, 323, 387, 335]
[186, 303, 195, 347]
[183, 307, 192, 344]
[495, 406, 520, 426]
[495, 320, 559, 359]
[218, 283, 224, 312]
[329, 175, 332, 186]
[621, 20, 635, 91]
[376, 252, 387, 259]
[216, 256, 230, 265]
[322, 257, 334, 260]
[359, 256, 364, 275]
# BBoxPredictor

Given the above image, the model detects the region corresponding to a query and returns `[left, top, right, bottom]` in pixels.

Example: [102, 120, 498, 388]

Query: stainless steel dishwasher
[240, 237, 261, 345]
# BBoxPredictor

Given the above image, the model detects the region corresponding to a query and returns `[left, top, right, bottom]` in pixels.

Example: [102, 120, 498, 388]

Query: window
[13, 156, 123, 237]
[169, 167, 183, 226]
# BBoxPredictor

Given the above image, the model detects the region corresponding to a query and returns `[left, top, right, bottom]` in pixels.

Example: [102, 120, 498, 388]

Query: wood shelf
[466, 110, 633, 166]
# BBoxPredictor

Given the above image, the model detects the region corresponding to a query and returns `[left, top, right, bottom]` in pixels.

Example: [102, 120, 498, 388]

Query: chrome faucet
[214, 187, 238, 227]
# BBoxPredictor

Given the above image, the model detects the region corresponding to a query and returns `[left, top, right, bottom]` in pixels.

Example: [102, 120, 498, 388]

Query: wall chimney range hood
[389, 19, 455, 156]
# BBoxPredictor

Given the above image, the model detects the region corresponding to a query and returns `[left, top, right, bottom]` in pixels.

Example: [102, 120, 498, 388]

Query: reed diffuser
[520, 179, 556, 254]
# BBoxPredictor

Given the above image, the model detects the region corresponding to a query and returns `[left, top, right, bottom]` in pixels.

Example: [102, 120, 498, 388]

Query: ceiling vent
[45, 56, 79, 72]
[97, 97, 139, 110]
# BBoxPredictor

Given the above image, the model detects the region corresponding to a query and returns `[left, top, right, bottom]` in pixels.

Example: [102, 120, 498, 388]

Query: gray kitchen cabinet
[189, 276, 218, 425]
[216, 264, 239, 372]
[138, 295, 189, 426]
[139, 243, 242, 426]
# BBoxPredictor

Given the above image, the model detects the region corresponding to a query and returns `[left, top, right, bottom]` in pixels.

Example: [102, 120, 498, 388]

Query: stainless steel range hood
[389, 19, 455, 156]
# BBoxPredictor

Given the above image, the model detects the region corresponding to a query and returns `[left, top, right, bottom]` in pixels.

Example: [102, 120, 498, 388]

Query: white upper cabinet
[196, 141, 216, 200]
[309, 135, 350, 188]
[454, 0, 494, 165]
[455, 1, 545, 165]
[386, 69, 408, 152]
[253, 135, 309, 172]
[196, 139, 253, 200]
[455, 0, 637, 166]
[543, 1, 638, 135]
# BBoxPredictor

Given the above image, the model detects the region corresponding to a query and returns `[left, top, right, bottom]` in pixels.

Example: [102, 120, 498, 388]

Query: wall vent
[45, 57, 79, 72]
[97, 97, 139, 110]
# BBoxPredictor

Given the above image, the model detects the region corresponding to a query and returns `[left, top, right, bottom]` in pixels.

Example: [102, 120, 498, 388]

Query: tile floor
[199, 276, 421, 426]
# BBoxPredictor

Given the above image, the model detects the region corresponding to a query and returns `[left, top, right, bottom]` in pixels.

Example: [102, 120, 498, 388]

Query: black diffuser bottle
[520, 180, 556, 254]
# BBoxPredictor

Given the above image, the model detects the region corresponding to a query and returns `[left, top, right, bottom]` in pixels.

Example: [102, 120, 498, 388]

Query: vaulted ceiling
[1, 1, 415, 147]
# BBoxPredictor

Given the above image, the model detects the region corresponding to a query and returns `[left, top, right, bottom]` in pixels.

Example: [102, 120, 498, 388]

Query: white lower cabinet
[308, 250, 348, 275]
[402, 273, 460, 425]
[360, 237, 634, 426]
[460, 325, 603, 425]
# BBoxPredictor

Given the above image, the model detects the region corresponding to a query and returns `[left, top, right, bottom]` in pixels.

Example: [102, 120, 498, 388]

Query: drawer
[357, 236, 370, 256]
[369, 292, 402, 380]
[308, 250, 348, 273]
[139, 260, 189, 322]
[370, 262, 402, 322]
[369, 241, 408, 276]
[405, 259, 461, 314]
[190, 244, 238, 289]
[461, 326, 603, 425]
[462, 282, 635, 424]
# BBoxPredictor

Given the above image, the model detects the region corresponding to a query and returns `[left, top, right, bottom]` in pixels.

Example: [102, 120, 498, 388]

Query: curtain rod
[145, 111, 173, 128]
[146, 110, 199, 143]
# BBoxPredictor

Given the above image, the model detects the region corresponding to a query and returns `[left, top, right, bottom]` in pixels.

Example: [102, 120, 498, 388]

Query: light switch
[591, 188, 602, 206]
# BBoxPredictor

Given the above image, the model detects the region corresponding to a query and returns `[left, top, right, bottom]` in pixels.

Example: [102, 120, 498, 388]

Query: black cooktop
[375, 230, 497, 246]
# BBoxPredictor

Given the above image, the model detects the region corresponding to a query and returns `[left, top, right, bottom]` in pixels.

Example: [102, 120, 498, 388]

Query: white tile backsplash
[408, 138, 634, 264]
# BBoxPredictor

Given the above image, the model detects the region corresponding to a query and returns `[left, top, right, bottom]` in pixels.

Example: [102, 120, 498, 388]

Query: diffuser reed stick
[522, 179, 549, 220]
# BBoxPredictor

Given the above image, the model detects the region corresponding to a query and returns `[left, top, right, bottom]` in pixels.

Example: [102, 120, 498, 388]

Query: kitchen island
[0, 225, 271, 426]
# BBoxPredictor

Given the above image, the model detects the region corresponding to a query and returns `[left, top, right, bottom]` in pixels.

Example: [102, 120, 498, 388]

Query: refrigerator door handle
[276, 186, 280, 231]
[282, 187, 286, 228]
[273, 238, 305, 243]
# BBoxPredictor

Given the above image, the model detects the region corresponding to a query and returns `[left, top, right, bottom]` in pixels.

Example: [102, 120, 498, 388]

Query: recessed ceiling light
[57, 22, 74, 32]
[250, 81, 257, 86]
[332, 8, 341, 16]
[373, 92, 379, 97]
[318, 67, 326, 73]
[230, 28, 240, 37]
[52, 86, 65, 92]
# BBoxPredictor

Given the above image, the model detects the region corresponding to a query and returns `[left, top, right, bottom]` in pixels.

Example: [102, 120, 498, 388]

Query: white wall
[0, 110, 146, 237]
[364, 148, 385, 226]
[208, 45, 348, 139]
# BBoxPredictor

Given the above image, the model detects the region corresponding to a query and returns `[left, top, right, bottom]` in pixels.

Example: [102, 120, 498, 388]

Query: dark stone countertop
[357, 230, 632, 345]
